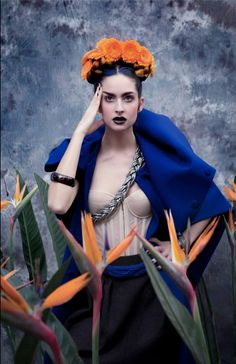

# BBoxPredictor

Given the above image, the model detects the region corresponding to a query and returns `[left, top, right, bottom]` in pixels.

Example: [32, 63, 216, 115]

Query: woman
[45, 38, 230, 364]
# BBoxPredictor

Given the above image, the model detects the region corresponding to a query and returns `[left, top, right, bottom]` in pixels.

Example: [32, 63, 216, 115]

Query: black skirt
[65, 255, 182, 364]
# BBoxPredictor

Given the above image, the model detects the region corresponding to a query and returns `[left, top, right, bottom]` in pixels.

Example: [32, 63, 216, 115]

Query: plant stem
[8, 218, 15, 269]
[92, 296, 101, 364]
[194, 299, 212, 364]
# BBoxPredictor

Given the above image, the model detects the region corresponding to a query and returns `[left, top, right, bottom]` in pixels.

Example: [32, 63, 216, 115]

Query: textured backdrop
[1, 0, 236, 363]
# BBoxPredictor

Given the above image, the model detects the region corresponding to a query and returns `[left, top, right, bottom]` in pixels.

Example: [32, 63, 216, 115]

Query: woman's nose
[115, 99, 124, 113]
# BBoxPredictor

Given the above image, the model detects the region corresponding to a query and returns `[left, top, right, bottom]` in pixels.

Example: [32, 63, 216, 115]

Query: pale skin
[48, 73, 210, 260]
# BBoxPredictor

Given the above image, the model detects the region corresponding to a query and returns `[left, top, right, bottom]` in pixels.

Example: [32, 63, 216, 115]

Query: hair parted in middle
[92, 62, 143, 98]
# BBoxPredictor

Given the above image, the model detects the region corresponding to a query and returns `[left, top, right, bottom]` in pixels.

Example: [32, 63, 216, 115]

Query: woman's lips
[113, 117, 127, 125]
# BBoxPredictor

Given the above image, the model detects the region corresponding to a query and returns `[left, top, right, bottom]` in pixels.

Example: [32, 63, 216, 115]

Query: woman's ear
[138, 96, 144, 112]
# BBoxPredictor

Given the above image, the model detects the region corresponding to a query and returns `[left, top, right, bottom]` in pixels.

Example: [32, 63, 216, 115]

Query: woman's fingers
[152, 239, 172, 261]
[149, 237, 162, 245]
[78, 84, 103, 135]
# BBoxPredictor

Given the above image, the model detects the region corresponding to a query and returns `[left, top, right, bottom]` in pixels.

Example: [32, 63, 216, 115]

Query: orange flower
[1, 174, 27, 211]
[96, 38, 111, 52]
[122, 40, 141, 64]
[138, 46, 153, 66]
[97, 38, 122, 60]
[150, 54, 156, 77]
[81, 49, 103, 66]
[81, 59, 93, 80]
[81, 38, 156, 81]
[100, 38, 123, 62]
[136, 210, 219, 315]
[135, 67, 150, 79]
[1, 201, 10, 210]
[82, 212, 136, 268]
[1, 276, 30, 313]
[42, 273, 91, 309]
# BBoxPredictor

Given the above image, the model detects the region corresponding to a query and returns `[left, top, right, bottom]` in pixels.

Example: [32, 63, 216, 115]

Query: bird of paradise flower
[1, 174, 38, 268]
[135, 210, 220, 364]
[57, 212, 136, 364]
[1, 268, 91, 364]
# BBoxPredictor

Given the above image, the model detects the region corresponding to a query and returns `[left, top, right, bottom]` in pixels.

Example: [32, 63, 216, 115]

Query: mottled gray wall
[1, 0, 235, 363]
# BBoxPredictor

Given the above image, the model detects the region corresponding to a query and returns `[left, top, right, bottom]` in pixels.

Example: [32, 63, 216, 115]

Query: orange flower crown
[81, 38, 156, 83]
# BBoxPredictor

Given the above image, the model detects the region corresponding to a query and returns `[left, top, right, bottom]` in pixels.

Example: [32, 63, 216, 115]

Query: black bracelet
[50, 172, 75, 187]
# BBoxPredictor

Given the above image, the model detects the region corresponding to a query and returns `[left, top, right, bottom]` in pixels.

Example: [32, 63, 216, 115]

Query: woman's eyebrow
[102, 91, 135, 96]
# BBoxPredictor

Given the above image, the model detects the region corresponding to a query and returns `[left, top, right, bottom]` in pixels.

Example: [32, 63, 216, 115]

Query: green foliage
[34, 174, 66, 267]
[1, 170, 235, 364]
[17, 171, 47, 283]
[1, 171, 84, 363]
[196, 277, 221, 364]
[14, 335, 40, 364]
[45, 313, 84, 364]
[140, 249, 210, 364]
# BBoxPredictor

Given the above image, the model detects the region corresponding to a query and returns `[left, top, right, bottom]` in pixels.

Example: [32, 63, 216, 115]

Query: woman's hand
[149, 237, 172, 261]
[76, 83, 104, 136]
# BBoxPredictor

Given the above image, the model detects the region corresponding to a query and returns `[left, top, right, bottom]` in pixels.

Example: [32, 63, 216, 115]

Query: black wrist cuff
[50, 172, 75, 187]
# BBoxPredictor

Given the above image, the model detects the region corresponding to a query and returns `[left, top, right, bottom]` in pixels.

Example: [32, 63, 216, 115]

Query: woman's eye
[124, 96, 133, 102]
[104, 95, 114, 102]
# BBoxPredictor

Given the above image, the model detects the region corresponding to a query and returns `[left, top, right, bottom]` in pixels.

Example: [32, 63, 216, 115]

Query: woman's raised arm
[47, 83, 104, 215]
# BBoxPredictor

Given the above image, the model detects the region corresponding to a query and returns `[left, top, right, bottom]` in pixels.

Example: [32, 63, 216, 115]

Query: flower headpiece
[81, 38, 156, 83]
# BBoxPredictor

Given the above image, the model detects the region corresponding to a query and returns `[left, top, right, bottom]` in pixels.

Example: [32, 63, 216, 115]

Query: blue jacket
[45, 108, 229, 312]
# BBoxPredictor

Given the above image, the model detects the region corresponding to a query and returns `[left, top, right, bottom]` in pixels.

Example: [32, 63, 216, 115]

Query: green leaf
[45, 312, 84, 364]
[15, 334, 40, 364]
[196, 277, 221, 364]
[16, 170, 47, 283]
[14, 186, 39, 220]
[34, 174, 66, 267]
[42, 257, 72, 299]
[140, 249, 210, 364]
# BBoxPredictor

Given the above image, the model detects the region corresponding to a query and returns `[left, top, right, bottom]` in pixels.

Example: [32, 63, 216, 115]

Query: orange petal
[81, 59, 93, 80]
[1, 200, 10, 210]
[188, 216, 219, 263]
[228, 209, 234, 233]
[1, 296, 24, 313]
[19, 184, 27, 202]
[42, 272, 91, 309]
[224, 185, 236, 202]
[82, 213, 102, 265]
[3, 269, 19, 280]
[13, 175, 21, 202]
[106, 228, 136, 264]
[165, 210, 186, 265]
[138, 46, 152, 66]
[0, 276, 30, 313]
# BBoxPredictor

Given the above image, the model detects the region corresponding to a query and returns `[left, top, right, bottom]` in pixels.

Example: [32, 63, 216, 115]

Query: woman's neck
[101, 127, 137, 152]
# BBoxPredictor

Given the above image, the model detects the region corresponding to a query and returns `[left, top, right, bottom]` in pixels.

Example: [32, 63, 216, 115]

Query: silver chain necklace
[92, 146, 145, 223]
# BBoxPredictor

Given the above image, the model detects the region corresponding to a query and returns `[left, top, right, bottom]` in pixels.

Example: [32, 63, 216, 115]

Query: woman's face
[99, 73, 144, 131]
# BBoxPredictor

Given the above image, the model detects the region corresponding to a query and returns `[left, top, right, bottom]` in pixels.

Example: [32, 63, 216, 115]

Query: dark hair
[92, 62, 142, 97]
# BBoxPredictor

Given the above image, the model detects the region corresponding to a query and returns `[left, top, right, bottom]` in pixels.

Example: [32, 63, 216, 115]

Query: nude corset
[88, 188, 152, 256]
